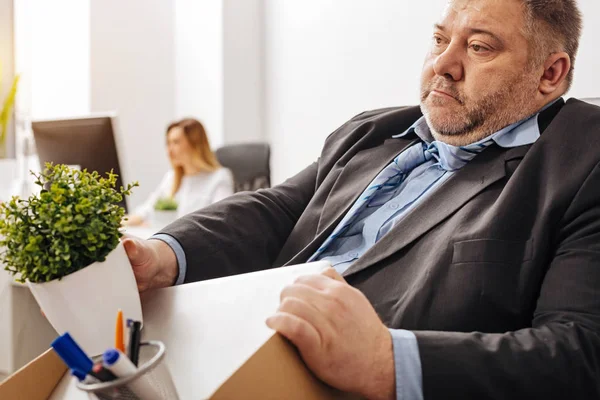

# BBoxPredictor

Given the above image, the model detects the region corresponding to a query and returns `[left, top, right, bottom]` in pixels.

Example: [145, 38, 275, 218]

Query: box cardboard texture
[0, 349, 67, 400]
[0, 263, 359, 399]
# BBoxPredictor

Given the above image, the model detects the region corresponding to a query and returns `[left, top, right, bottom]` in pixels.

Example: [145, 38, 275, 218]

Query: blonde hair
[167, 118, 221, 197]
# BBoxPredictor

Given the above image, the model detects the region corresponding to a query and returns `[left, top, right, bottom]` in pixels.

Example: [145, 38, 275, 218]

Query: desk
[49, 262, 335, 399]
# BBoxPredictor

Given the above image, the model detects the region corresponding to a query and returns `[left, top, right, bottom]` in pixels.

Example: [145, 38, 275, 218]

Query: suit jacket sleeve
[413, 161, 600, 399]
[158, 162, 318, 283]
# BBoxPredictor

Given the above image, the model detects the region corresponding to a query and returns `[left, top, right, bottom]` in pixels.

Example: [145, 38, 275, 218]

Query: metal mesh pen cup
[76, 341, 179, 400]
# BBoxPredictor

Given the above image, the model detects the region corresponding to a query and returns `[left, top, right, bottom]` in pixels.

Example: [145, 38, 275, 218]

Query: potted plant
[0, 163, 140, 355]
[152, 196, 179, 228]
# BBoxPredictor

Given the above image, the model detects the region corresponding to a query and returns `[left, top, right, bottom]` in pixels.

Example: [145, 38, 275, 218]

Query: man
[124, 0, 600, 398]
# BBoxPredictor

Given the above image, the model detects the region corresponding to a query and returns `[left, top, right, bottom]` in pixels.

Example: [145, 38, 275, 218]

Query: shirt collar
[394, 98, 562, 146]
[391, 98, 561, 170]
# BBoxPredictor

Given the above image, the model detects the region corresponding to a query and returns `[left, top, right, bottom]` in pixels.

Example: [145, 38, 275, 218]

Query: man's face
[420, 0, 541, 143]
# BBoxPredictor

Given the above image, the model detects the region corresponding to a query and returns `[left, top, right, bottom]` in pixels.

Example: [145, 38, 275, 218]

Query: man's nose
[433, 42, 464, 81]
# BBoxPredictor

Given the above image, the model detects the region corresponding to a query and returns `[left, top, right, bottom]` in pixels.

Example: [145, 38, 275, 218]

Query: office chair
[215, 143, 271, 192]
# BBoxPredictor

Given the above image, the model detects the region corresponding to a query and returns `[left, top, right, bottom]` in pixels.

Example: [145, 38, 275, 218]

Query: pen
[103, 349, 161, 400]
[127, 320, 142, 366]
[115, 309, 125, 353]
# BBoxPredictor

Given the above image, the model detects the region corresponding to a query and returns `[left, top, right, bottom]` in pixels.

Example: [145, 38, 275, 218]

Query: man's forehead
[438, 0, 525, 34]
[444, 0, 507, 13]
[445, 0, 481, 13]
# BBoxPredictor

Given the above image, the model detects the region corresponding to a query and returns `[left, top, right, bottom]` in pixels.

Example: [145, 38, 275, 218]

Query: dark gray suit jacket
[161, 98, 600, 399]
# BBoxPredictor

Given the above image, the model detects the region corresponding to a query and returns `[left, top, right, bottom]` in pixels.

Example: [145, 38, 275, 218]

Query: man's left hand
[266, 268, 395, 400]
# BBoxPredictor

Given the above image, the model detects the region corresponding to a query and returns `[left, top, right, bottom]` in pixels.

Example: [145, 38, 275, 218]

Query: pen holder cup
[75, 341, 179, 400]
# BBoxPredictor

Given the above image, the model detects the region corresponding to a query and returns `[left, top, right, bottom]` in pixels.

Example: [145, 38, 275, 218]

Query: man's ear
[539, 52, 571, 94]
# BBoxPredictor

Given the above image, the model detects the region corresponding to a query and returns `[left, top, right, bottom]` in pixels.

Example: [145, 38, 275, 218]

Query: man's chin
[422, 111, 471, 137]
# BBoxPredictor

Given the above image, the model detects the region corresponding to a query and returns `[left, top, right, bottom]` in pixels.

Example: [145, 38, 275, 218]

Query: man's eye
[470, 44, 488, 53]
[433, 36, 443, 45]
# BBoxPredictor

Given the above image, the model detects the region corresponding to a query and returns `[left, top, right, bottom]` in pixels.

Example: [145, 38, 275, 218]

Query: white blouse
[134, 168, 234, 219]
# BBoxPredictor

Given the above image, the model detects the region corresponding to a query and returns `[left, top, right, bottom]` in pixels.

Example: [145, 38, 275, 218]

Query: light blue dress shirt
[153, 105, 550, 400]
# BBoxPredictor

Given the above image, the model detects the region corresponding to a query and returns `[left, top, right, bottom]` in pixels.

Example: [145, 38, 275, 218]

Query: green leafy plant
[0, 63, 20, 157]
[0, 163, 138, 283]
[154, 197, 178, 211]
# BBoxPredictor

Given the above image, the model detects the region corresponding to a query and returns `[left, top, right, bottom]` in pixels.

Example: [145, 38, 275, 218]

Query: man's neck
[431, 128, 494, 147]
[430, 96, 563, 146]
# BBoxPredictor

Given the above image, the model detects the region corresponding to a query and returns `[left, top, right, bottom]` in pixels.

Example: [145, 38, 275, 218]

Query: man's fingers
[279, 283, 344, 333]
[266, 312, 321, 351]
[280, 282, 323, 304]
[294, 274, 331, 290]
[122, 237, 139, 259]
[122, 237, 150, 266]
[278, 296, 333, 340]
[294, 270, 346, 291]
[320, 267, 346, 282]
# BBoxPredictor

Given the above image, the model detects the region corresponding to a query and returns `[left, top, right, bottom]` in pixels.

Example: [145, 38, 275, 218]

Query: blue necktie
[310, 138, 494, 259]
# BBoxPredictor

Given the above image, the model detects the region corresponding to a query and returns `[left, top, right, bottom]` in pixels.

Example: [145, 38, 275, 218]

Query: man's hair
[520, 0, 583, 91]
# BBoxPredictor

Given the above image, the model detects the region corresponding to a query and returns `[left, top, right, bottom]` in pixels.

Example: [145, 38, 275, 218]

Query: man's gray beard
[420, 75, 540, 144]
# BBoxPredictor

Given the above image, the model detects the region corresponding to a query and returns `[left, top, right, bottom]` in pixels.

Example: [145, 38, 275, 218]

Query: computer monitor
[31, 114, 130, 212]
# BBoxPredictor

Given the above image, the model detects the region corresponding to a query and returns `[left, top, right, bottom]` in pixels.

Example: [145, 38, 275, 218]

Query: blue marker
[71, 368, 87, 382]
[51, 333, 94, 379]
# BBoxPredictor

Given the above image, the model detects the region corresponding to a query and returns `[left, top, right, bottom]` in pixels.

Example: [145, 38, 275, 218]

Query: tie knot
[423, 142, 440, 162]
[431, 139, 495, 171]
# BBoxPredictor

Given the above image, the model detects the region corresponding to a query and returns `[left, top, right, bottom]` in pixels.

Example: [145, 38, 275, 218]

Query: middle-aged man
[124, 0, 600, 398]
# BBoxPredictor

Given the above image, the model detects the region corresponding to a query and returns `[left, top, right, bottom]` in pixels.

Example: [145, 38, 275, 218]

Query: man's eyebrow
[433, 24, 503, 44]
[468, 28, 503, 44]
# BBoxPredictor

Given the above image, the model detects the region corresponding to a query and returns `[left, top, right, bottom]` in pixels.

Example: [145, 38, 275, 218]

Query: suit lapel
[342, 144, 517, 278]
[284, 137, 418, 266]
[317, 137, 419, 232]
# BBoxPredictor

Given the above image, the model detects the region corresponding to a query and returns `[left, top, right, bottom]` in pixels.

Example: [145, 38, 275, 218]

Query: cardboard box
[0, 349, 66, 400]
[0, 262, 359, 399]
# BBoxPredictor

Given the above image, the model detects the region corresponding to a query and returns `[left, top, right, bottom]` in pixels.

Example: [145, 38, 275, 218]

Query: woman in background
[125, 118, 233, 226]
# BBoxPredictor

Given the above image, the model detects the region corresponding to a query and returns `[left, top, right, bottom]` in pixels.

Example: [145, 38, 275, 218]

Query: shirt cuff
[150, 233, 187, 286]
[389, 329, 423, 400]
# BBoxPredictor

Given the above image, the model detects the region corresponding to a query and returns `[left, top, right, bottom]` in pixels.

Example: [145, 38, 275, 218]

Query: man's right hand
[122, 236, 179, 292]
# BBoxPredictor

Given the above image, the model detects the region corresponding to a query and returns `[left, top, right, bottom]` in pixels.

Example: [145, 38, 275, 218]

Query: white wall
[174, 0, 224, 148]
[90, 0, 175, 210]
[264, 0, 600, 185]
[31, 0, 90, 119]
[174, 0, 265, 148]
[223, 0, 265, 145]
[570, 0, 600, 98]
[13, 0, 90, 120]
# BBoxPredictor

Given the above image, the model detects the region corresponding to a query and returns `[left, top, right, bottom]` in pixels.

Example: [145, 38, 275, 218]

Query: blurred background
[0, 0, 598, 210]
